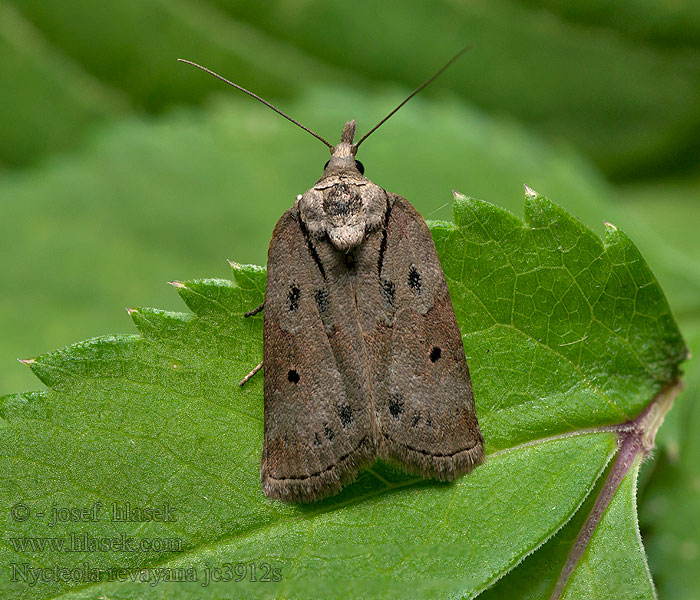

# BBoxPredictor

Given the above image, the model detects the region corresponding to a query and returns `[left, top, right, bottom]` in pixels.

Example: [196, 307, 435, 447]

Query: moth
[180, 51, 484, 503]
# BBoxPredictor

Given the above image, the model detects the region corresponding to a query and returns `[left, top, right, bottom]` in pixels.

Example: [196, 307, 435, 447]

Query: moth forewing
[260, 123, 484, 503]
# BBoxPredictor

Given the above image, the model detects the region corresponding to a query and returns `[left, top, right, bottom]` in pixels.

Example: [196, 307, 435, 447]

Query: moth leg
[244, 301, 265, 317]
[238, 361, 263, 387]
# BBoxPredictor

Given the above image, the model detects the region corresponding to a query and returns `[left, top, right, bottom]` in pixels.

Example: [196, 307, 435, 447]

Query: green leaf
[479, 452, 656, 600]
[638, 328, 700, 600]
[0, 190, 686, 598]
[610, 181, 700, 600]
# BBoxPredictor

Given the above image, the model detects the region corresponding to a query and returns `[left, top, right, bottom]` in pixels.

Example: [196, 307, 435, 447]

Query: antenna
[353, 46, 470, 150]
[178, 58, 334, 150]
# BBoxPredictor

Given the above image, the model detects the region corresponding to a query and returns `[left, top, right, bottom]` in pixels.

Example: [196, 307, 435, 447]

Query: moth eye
[355, 160, 365, 175]
[287, 369, 300, 383]
[323, 160, 330, 171]
[430, 347, 442, 362]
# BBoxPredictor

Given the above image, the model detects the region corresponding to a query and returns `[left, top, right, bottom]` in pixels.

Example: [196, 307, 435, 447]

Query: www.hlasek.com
[9, 532, 183, 553]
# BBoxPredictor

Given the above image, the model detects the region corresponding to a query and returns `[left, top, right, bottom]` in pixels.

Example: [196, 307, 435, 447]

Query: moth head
[323, 121, 365, 176]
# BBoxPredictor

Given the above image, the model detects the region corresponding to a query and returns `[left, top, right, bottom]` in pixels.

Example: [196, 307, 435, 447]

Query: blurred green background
[1, 1, 699, 596]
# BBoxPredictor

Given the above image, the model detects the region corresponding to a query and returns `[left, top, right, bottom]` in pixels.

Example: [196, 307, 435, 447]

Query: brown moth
[180, 51, 484, 503]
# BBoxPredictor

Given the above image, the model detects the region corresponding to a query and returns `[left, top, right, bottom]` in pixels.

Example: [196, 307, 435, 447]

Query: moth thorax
[322, 181, 366, 251]
[324, 183, 362, 217]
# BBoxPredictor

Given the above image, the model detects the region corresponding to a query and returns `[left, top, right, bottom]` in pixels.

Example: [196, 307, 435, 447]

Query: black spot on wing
[430, 346, 442, 362]
[408, 265, 422, 294]
[389, 394, 404, 419]
[377, 195, 393, 278]
[337, 403, 353, 427]
[382, 279, 395, 307]
[287, 284, 301, 312]
[287, 369, 300, 383]
[315, 288, 329, 313]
